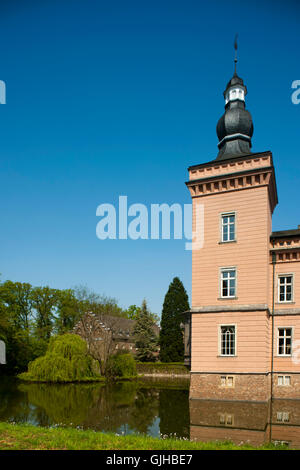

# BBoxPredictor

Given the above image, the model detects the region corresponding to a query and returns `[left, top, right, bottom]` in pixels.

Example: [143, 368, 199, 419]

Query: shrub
[18, 334, 100, 383]
[105, 352, 137, 378]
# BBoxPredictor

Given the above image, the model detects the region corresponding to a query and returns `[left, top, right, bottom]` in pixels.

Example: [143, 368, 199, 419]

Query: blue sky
[0, 0, 299, 314]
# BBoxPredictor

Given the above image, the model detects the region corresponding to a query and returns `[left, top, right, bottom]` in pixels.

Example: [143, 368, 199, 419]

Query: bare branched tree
[74, 313, 127, 375]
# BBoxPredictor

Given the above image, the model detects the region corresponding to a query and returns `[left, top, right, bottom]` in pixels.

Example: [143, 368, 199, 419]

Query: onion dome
[216, 39, 254, 160]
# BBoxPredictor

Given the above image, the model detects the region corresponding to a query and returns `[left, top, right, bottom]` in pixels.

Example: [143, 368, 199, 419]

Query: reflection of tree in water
[159, 389, 190, 439]
[128, 388, 159, 435]
[18, 382, 105, 426]
[1, 380, 189, 439]
[83, 383, 159, 435]
[83, 382, 137, 432]
[0, 377, 33, 424]
[9, 380, 158, 433]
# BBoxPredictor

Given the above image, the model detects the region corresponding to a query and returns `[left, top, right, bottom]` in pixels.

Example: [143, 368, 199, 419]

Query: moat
[1, 376, 300, 448]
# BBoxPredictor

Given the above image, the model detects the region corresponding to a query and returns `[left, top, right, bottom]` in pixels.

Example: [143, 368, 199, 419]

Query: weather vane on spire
[234, 34, 238, 75]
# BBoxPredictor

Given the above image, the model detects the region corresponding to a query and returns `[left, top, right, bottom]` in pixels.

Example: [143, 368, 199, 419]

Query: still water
[0, 377, 190, 439]
[1, 377, 300, 448]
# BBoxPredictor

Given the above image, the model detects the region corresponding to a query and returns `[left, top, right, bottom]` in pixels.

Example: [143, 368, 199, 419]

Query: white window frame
[220, 212, 236, 243]
[273, 440, 290, 447]
[277, 412, 289, 423]
[278, 274, 294, 303]
[277, 375, 291, 386]
[219, 413, 234, 426]
[277, 327, 293, 357]
[220, 267, 237, 298]
[219, 324, 237, 357]
[220, 375, 235, 387]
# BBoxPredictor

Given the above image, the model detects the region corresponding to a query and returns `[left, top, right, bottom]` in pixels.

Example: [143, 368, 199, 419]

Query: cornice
[186, 165, 278, 213]
[188, 150, 273, 172]
[190, 304, 268, 314]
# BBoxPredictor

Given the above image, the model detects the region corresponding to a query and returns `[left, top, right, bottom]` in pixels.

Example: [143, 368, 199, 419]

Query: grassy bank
[0, 422, 287, 450]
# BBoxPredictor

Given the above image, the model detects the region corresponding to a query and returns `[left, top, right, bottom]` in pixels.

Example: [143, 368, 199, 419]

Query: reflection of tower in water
[190, 399, 300, 448]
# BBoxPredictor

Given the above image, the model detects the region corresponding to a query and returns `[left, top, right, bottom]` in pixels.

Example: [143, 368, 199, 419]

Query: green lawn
[0, 422, 288, 450]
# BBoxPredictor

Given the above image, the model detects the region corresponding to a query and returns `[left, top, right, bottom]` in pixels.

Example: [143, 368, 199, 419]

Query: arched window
[220, 326, 236, 356]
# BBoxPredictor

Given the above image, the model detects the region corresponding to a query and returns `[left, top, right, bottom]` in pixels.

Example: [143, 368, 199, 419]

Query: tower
[186, 46, 280, 401]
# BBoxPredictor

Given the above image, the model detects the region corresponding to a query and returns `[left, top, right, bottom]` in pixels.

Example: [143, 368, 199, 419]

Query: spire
[215, 38, 254, 161]
[234, 34, 238, 76]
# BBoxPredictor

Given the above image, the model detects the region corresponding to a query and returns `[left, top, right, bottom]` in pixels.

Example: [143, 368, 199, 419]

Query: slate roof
[271, 228, 300, 239]
[85, 313, 160, 341]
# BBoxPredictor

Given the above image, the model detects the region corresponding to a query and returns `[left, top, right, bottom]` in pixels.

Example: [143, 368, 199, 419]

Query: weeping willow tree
[18, 334, 101, 383]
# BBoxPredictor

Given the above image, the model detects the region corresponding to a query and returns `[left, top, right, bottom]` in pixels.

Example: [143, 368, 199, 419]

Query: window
[219, 413, 234, 426]
[277, 412, 289, 423]
[278, 375, 291, 386]
[221, 269, 236, 298]
[220, 326, 236, 356]
[278, 328, 292, 356]
[227, 376, 234, 387]
[220, 375, 235, 387]
[221, 214, 235, 242]
[273, 440, 290, 448]
[278, 275, 293, 303]
[226, 414, 233, 425]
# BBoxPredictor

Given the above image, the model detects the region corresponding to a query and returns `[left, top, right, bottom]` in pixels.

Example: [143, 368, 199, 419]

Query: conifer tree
[133, 300, 158, 362]
[159, 277, 189, 362]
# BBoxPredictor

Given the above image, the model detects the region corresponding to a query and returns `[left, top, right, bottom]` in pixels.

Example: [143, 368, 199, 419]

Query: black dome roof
[215, 72, 253, 161]
[217, 102, 253, 142]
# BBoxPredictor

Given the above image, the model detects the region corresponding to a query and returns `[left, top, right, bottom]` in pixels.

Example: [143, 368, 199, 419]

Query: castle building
[186, 58, 300, 402]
